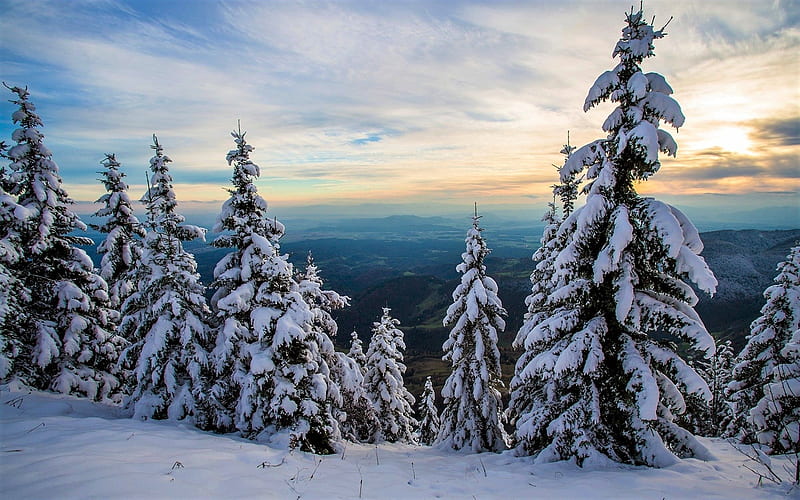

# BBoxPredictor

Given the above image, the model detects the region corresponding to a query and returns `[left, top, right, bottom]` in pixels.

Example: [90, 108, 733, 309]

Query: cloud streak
[0, 0, 797, 220]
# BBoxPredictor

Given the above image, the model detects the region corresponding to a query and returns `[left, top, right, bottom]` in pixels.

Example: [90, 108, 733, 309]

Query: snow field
[1, 388, 793, 499]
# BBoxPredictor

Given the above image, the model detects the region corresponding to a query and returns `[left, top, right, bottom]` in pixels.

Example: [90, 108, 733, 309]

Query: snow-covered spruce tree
[330, 348, 379, 442]
[508, 138, 579, 439]
[417, 376, 440, 446]
[295, 252, 377, 442]
[364, 307, 417, 443]
[436, 210, 507, 452]
[4, 84, 123, 401]
[728, 245, 800, 450]
[210, 128, 339, 453]
[752, 328, 800, 456]
[91, 153, 145, 321]
[677, 338, 734, 437]
[0, 139, 31, 380]
[117, 135, 213, 423]
[511, 10, 718, 467]
[348, 330, 367, 373]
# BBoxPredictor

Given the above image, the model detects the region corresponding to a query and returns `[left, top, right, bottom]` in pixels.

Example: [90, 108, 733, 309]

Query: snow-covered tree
[348, 330, 367, 373]
[417, 376, 440, 446]
[4, 84, 123, 401]
[364, 307, 417, 443]
[752, 329, 800, 455]
[509, 9, 718, 467]
[210, 128, 339, 453]
[508, 139, 578, 438]
[679, 339, 734, 437]
[295, 252, 375, 442]
[728, 245, 800, 450]
[91, 153, 145, 319]
[0, 140, 30, 380]
[117, 135, 213, 423]
[437, 210, 507, 452]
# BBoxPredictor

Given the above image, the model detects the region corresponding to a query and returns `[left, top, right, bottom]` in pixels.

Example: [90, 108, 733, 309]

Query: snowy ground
[1, 388, 796, 499]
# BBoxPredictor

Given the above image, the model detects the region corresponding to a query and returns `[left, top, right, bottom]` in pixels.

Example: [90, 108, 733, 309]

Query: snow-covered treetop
[567, 8, 682, 187]
[143, 135, 177, 219]
[297, 251, 350, 313]
[213, 126, 284, 248]
[5, 83, 90, 253]
[552, 134, 581, 220]
[612, 8, 667, 63]
[93, 154, 144, 234]
[142, 135, 204, 242]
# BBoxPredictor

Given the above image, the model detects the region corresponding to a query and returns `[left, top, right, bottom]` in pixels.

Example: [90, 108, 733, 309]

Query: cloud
[750, 116, 800, 146]
[0, 0, 797, 221]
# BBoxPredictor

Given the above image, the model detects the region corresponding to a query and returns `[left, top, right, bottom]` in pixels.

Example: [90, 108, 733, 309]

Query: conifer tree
[677, 338, 734, 437]
[91, 153, 145, 319]
[510, 9, 718, 467]
[117, 135, 213, 423]
[508, 138, 578, 438]
[752, 329, 799, 456]
[348, 330, 367, 373]
[4, 84, 122, 401]
[0, 140, 31, 380]
[417, 376, 440, 446]
[210, 128, 339, 453]
[364, 307, 417, 443]
[437, 209, 507, 452]
[728, 245, 800, 450]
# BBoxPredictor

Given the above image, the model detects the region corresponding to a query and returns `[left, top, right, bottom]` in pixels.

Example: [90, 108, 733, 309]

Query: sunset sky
[1, 0, 797, 227]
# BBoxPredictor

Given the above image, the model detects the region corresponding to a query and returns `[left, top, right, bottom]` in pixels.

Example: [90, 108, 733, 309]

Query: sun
[704, 126, 754, 155]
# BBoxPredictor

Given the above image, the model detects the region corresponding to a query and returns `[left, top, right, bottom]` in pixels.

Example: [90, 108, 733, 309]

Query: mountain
[78, 223, 800, 390]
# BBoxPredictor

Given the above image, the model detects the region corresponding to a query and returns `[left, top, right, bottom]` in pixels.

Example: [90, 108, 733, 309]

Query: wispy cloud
[0, 0, 796, 219]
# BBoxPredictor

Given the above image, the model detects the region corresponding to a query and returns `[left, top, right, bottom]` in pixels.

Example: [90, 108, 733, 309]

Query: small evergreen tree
[729, 245, 800, 451]
[348, 330, 367, 373]
[91, 153, 145, 320]
[210, 128, 339, 453]
[678, 339, 734, 437]
[509, 9, 718, 467]
[417, 376, 440, 446]
[364, 307, 417, 443]
[437, 209, 507, 452]
[4, 84, 122, 401]
[117, 135, 213, 423]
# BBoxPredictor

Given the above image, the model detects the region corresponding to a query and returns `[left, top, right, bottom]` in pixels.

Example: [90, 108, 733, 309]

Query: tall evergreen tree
[0, 139, 31, 380]
[510, 9, 718, 467]
[436, 209, 507, 452]
[508, 138, 578, 440]
[4, 84, 122, 401]
[728, 245, 800, 450]
[91, 153, 145, 319]
[364, 307, 417, 443]
[417, 376, 440, 446]
[117, 135, 213, 423]
[210, 128, 339, 453]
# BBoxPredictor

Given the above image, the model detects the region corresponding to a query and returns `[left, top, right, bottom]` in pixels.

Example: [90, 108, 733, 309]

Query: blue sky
[1, 0, 798, 227]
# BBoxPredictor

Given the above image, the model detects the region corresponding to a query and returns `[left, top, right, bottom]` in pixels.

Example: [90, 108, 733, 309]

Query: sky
[0, 0, 798, 228]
